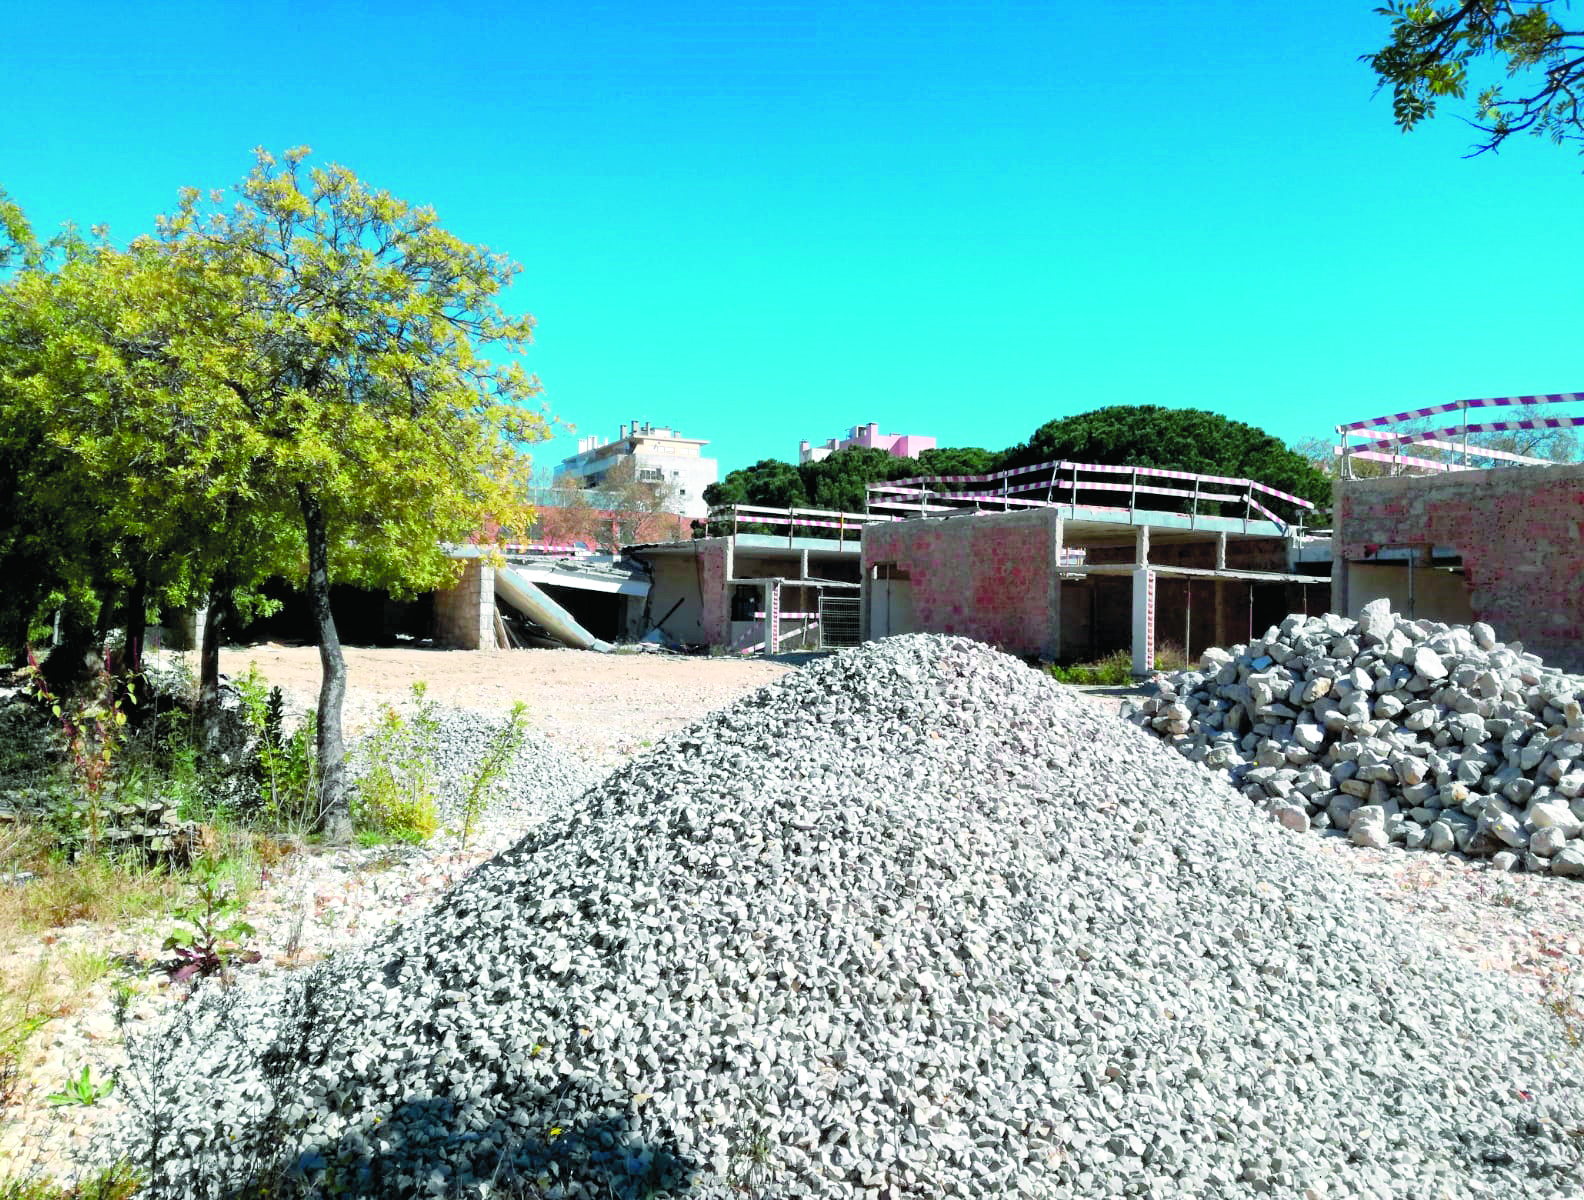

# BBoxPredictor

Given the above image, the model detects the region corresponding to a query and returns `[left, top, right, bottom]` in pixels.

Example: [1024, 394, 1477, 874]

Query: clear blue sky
[5, 1, 1582, 480]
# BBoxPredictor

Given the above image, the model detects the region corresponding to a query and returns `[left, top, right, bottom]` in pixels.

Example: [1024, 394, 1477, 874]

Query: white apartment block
[555, 422, 718, 519]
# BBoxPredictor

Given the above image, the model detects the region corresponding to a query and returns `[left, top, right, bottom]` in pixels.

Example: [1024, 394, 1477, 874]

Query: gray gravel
[110, 635, 1584, 1198]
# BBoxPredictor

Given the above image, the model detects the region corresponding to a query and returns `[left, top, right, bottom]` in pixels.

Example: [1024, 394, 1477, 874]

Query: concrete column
[1214, 579, 1229, 650]
[1215, 532, 1227, 571]
[1135, 524, 1151, 568]
[799, 548, 810, 581]
[1047, 512, 1065, 661]
[1332, 556, 1350, 619]
[860, 565, 872, 644]
[764, 580, 780, 655]
[1131, 567, 1156, 675]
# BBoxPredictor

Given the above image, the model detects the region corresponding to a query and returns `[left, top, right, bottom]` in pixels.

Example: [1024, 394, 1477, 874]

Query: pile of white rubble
[1129, 600, 1584, 876]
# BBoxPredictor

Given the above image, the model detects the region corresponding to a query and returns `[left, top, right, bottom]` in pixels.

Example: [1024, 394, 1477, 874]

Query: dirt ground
[214, 643, 798, 764]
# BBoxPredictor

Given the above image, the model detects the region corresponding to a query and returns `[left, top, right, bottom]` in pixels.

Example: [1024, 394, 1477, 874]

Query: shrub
[350, 684, 440, 845]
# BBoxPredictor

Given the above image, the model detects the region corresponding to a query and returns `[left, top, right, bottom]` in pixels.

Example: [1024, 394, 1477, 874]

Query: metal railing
[867, 458, 1315, 533]
[1335, 391, 1584, 477]
[702, 504, 892, 547]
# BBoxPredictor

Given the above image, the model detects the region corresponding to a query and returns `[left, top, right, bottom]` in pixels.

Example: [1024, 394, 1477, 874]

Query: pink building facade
[800, 423, 937, 464]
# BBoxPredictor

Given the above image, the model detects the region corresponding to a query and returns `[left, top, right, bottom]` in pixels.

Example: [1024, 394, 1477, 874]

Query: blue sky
[5, 1, 1582, 480]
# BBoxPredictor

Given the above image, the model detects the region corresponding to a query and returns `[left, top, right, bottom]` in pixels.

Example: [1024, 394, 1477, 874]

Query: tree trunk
[198, 577, 229, 753]
[300, 485, 352, 843]
[119, 575, 148, 714]
[199, 579, 226, 712]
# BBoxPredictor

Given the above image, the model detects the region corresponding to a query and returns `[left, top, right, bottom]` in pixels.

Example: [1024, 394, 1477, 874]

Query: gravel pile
[1129, 602, 1584, 877]
[112, 635, 1584, 1198]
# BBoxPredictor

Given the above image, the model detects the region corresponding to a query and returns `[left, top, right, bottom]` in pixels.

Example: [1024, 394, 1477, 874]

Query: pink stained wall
[694, 537, 733, 648]
[1334, 463, 1584, 672]
[862, 510, 1061, 657]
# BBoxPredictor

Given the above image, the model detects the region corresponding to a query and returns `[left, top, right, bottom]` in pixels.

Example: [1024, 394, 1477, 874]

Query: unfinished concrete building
[860, 462, 1328, 673]
[1332, 462, 1584, 673]
[1330, 392, 1584, 673]
[625, 507, 878, 653]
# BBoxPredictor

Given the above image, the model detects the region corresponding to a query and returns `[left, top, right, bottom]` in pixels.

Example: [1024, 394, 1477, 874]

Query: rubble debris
[1129, 600, 1584, 876]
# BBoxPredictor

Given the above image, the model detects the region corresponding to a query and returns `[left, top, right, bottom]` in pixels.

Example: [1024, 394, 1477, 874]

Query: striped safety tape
[1348, 414, 1584, 454]
[1337, 392, 1584, 434]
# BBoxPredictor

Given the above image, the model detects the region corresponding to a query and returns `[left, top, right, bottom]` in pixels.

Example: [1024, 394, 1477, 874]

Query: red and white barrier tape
[1348, 414, 1584, 454]
[1337, 392, 1584, 434]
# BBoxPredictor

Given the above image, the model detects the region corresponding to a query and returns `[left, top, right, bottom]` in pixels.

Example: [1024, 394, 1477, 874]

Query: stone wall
[433, 558, 496, 650]
[1334, 464, 1584, 672]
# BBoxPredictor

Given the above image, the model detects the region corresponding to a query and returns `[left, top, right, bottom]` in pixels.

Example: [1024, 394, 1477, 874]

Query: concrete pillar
[763, 580, 780, 655]
[1131, 567, 1156, 675]
[1047, 512, 1065, 661]
[434, 558, 495, 650]
[799, 548, 810, 581]
[1135, 523, 1151, 568]
[1215, 532, 1227, 571]
[860, 565, 872, 644]
[1332, 556, 1350, 619]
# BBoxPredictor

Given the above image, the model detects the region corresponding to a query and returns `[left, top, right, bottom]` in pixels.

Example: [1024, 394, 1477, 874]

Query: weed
[0, 1161, 141, 1199]
[161, 865, 261, 990]
[18, 648, 134, 857]
[62, 947, 113, 991]
[351, 683, 440, 844]
[1, 850, 183, 931]
[108, 979, 137, 1030]
[45, 1063, 115, 1107]
[0, 960, 51, 1108]
[455, 701, 529, 849]
[1046, 650, 1136, 687]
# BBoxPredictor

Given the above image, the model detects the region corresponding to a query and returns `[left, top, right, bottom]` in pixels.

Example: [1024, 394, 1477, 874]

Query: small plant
[161, 865, 261, 989]
[1045, 649, 1136, 687]
[63, 947, 114, 991]
[108, 979, 137, 1030]
[351, 683, 440, 844]
[45, 1063, 115, 1107]
[0, 961, 51, 1108]
[19, 647, 135, 856]
[455, 701, 529, 848]
[257, 690, 319, 833]
[0, 1161, 141, 1199]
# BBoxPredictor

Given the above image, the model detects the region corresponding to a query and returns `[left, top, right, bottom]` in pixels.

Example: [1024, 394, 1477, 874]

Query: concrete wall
[862, 510, 1062, 658]
[1342, 562, 1474, 626]
[433, 559, 495, 650]
[1334, 464, 1584, 671]
[638, 539, 734, 649]
[1085, 536, 1288, 570]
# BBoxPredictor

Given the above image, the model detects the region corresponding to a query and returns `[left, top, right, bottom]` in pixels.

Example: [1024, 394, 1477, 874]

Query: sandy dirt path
[215, 644, 797, 764]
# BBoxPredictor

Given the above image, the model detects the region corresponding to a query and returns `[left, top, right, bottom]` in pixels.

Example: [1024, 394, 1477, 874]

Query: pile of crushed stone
[111, 635, 1584, 1198]
[1129, 602, 1584, 877]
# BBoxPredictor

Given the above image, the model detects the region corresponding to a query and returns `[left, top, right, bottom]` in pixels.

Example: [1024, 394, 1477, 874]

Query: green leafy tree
[914, 446, 1001, 477]
[0, 225, 297, 689]
[1001, 406, 1333, 509]
[704, 459, 810, 510]
[0, 186, 36, 271]
[1368, 1, 1584, 157]
[797, 447, 924, 513]
[152, 148, 549, 840]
